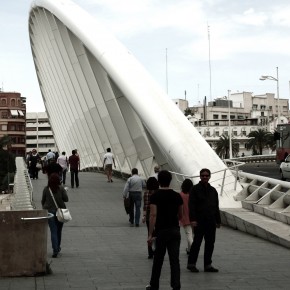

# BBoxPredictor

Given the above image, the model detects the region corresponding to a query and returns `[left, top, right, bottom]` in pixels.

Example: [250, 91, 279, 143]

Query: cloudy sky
[1, 0, 290, 112]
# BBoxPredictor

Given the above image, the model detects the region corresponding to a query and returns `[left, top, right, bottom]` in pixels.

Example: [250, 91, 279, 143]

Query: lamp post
[259, 66, 280, 125]
[228, 90, 233, 159]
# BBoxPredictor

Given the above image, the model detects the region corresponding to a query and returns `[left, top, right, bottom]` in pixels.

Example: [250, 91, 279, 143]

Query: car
[280, 155, 290, 180]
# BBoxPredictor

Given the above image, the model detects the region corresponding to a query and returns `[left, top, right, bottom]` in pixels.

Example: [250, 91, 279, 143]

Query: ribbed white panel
[29, 0, 242, 207]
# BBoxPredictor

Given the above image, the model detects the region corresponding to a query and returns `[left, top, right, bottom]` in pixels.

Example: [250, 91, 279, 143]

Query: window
[230, 115, 235, 119]
[216, 131, 219, 137]
[221, 115, 227, 119]
[238, 115, 244, 119]
[261, 112, 264, 117]
[11, 99, 16, 106]
[261, 105, 266, 110]
[1, 99, 6, 106]
[1, 111, 8, 118]
[253, 104, 258, 110]
[269, 106, 272, 110]
[213, 114, 219, 119]
[214, 122, 219, 126]
[1, 124, 7, 131]
[233, 131, 237, 136]
[206, 131, 210, 137]
[224, 131, 228, 136]
[242, 131, 246, 136]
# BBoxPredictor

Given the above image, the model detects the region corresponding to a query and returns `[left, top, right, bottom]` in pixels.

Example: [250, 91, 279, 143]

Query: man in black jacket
[187, 168, 221, 273]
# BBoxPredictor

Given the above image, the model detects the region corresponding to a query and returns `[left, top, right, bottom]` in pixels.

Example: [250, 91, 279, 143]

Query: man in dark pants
[187, 168, 221, 273]
[68, 150, 80, 188]
[146, 170, 183, 290]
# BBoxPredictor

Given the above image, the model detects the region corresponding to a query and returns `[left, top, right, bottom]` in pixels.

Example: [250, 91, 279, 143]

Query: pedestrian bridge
[28, 0, 290, 248]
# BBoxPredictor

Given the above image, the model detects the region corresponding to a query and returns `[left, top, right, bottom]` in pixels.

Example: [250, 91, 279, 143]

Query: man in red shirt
[68, 150, 80, 188]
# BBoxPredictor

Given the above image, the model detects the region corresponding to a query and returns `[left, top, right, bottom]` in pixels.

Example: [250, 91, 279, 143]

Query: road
[238, 161, 281, 180]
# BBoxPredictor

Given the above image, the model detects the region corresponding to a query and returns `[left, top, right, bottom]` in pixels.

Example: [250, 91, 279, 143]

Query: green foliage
[0, 136, 16, 191]
[214, 134, 239, 159]
[246, 129, 273, 155]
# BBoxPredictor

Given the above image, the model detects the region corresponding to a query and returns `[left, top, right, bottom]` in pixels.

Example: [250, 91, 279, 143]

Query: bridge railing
[230, 154, 276, 163]
[11, 157, 34, 210]
[169, 159, 245, 195]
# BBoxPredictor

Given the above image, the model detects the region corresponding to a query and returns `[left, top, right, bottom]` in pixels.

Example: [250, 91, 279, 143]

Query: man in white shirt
[103, 148, 116, 182]
[57, 151, 69, 185]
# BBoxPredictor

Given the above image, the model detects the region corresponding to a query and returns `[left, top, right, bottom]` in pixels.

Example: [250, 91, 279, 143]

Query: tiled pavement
[1, 171, 290, 289]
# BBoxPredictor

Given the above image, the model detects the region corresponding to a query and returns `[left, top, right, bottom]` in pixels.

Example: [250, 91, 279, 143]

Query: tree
[246, 129, 273, 155]
[184, 108, 192, 116]
[214, 134, 239, 159]
[0, 135, 16, 191]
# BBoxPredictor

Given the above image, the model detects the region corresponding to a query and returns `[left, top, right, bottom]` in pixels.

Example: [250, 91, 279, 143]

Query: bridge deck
[1, 171, 290, 289]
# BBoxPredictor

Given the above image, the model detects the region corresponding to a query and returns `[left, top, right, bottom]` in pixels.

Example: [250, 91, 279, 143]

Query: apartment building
[0, 91, 26, 156]
[174, 92, 289, 156]
[26, 112, 56, 156]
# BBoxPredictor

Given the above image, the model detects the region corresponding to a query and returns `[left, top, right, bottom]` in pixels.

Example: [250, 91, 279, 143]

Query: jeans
[188, 219, 216, 267]
[70, 169, 79, 187]
[149, 227, 181, 290]
[129, 191, 142, 225]
[48, 211, 64, 254]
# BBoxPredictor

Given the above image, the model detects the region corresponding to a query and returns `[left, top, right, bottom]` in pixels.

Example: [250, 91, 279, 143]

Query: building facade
[0, 91, 26, 157]
[176, 92, 290, 157]
[26, 112, 56, 156]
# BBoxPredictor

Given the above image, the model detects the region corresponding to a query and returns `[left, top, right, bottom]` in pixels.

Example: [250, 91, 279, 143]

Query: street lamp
[228, 90, 233, 159]
[259, 66, 280, 125]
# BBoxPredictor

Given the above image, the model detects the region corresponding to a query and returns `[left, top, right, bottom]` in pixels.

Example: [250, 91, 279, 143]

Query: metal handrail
[169, 159, 245, 195]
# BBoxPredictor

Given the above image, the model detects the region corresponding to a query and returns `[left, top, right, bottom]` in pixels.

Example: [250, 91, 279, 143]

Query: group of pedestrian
[41, 144, 221, 287]
[144, 168, 221, 290]
[120, 161, 221, 290]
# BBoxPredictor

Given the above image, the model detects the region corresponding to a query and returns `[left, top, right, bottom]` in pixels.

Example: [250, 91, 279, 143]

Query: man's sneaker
[145, 285, 151, 290]
[204, 266, 219, 272]
[187, 265, 199, 273]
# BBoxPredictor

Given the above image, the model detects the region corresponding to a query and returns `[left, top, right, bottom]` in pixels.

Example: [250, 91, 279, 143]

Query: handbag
[49, 187, 72, 223]
[56, 208, 72, 223]
[124, 196, 130, 214]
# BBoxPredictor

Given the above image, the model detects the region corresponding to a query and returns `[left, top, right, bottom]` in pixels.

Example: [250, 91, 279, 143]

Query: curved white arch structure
[29, 0, 242, 207]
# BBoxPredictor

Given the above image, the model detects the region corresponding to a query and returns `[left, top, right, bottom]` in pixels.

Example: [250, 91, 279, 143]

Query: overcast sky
[1, 0, 290, 112]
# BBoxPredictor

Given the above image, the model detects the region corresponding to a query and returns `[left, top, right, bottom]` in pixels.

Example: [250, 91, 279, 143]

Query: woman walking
[179, 178, 194, 255]
[41, 173, 69, 258]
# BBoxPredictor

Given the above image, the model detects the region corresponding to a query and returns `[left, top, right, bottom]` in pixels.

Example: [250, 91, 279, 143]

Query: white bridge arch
[29, 0, 242, 207]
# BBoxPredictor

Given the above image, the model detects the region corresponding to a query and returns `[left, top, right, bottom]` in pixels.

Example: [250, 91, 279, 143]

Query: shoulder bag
[49, 187, 72, 223]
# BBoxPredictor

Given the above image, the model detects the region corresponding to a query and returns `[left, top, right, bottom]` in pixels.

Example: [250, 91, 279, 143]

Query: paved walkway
[1, 171, 290, 289]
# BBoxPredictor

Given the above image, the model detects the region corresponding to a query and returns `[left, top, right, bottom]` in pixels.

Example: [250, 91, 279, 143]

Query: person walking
[146, 170, 183, 290]
[103, 148, 116, 182]
[57, 151, 69, 184]
[151, 165, 160, 180]
[41, 173, 68, 258]
[46, 149, 55, 164]
[142, 177, 159, 259]
[69, 149, 80, 188]
[123, 168, 146, 227]
[45, 158, 62, 179]
[28, 149, 41, 179]
[179, 178, 194, 255]
[187, 168, 221, 273]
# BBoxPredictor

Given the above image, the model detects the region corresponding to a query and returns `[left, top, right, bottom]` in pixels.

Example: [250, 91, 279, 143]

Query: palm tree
[246, 129, 273, 155]
[214, 134, 239, 159]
